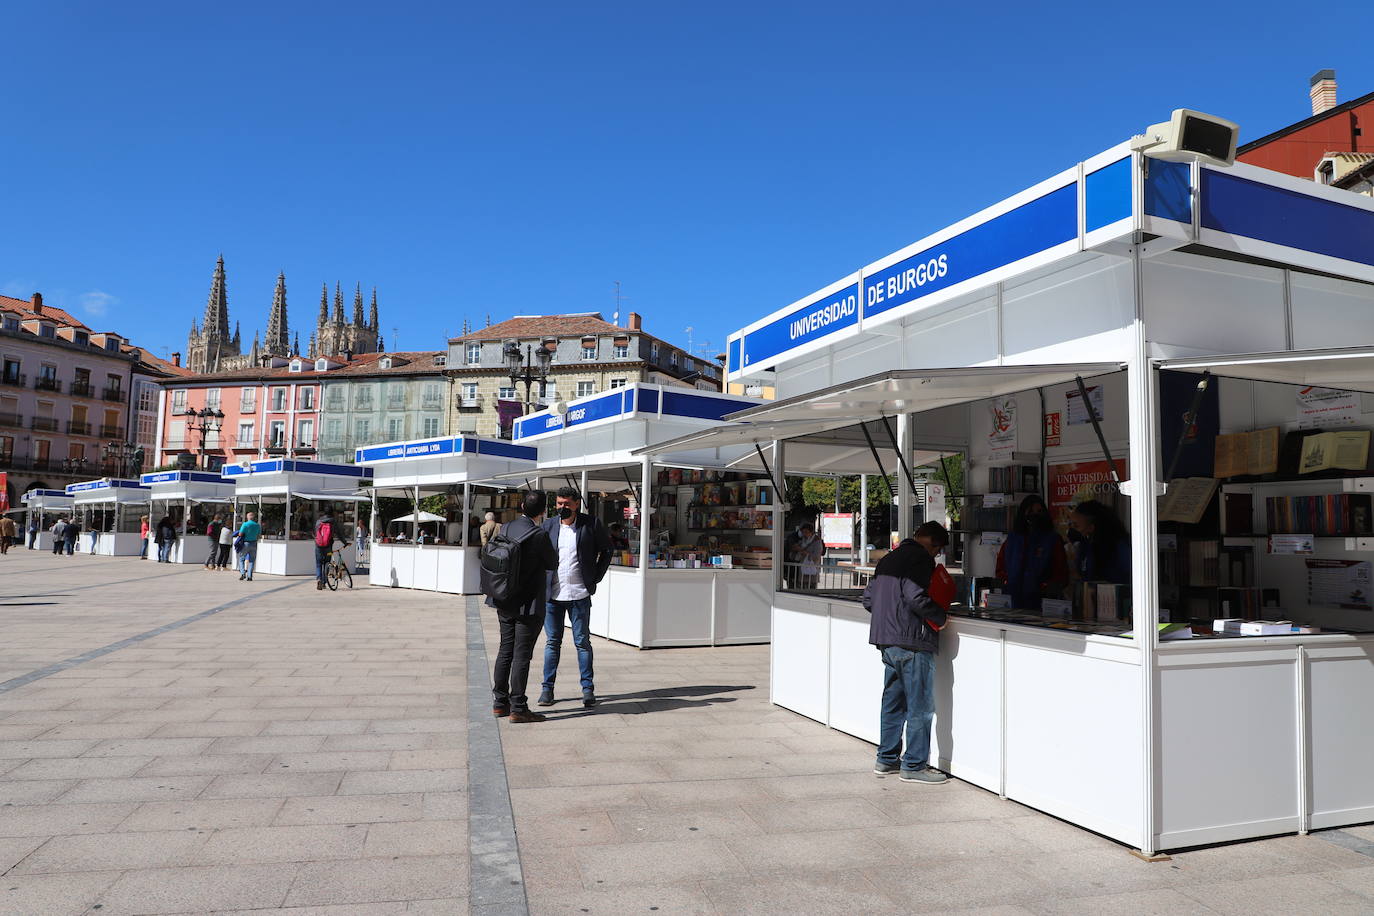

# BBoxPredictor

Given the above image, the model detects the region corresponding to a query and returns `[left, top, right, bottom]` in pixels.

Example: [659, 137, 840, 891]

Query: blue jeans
[877, 646, 936, 773]
[157, 541, 172, 562]
[315, 546, 331, 583]
[241, 541, 258, 577]
[542, 598, 594, 692]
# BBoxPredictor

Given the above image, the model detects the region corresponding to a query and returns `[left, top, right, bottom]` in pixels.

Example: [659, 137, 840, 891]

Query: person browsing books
[995, 495, 1069, 610]
[1070, 500, 1131, 584]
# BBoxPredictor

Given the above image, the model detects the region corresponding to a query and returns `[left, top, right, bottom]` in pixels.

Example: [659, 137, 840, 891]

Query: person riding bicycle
[314, 512, 335, 591]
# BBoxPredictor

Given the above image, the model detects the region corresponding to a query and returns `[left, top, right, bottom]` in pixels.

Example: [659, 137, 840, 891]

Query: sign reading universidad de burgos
[736, 283, 860, 370]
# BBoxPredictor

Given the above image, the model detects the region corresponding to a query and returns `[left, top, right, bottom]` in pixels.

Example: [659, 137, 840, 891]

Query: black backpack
[480, 521, 539, 607]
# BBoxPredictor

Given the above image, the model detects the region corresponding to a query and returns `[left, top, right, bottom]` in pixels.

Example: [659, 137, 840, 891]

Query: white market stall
[711, 130, 1374, 855]
[20, 489, 73, 551]
[354, 435, 538, 594]
[511, 382, 774, 648]
[140, 470, 237, 565]
[66, 478, 151, 556]
[221, 459, 367, 577]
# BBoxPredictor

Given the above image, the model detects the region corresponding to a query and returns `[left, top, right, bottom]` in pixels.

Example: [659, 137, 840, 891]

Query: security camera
[1130, 109, 1239, 168]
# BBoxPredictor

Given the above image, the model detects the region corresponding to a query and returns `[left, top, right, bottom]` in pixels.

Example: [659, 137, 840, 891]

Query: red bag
[314, 521, 332, 548]
[928, 564, 956, 611]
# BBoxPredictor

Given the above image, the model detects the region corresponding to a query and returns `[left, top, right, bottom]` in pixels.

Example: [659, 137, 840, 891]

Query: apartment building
[315, 352, 449, 463]
[446, 312, 721, 438]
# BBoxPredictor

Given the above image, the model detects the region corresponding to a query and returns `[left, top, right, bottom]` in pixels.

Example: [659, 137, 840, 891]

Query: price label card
[1268, 534, 1315, 555]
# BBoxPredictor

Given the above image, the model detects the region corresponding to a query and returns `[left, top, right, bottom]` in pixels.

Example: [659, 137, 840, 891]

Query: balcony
[68, 420, 91, 435]
[34, 377, 61, 393]
[70, 381, 93, 398]
[1, 373, 26, 389]
[458, 395, 483, 409]
[101, 387, 127, 403]
[30, 416, 58, 432]
[99, 425, 125, 439]
[0, 412, 21, 428]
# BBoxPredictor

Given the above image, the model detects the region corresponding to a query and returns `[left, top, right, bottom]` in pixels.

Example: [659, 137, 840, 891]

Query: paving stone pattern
[1, 552, 1373, 914]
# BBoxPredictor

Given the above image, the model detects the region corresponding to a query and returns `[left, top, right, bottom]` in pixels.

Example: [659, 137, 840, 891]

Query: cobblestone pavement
[3, 552, 1374, 915]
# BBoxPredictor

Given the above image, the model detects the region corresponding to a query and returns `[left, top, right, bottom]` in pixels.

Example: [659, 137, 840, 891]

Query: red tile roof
[0, 294, 90, 330]
[450, 314, 627, 342]
[162, 351, 447, 384]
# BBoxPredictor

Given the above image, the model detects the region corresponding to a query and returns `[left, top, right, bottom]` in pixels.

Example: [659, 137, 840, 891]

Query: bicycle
[325, 546, 353, 591]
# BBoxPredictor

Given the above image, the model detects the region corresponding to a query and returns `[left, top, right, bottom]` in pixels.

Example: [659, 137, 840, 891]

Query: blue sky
[1, 2, 1367, 363]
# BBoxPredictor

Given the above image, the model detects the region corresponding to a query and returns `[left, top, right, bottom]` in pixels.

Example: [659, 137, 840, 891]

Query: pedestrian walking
[27, 515, 39, 549]
[216, 516, 234, 569]
[51, 517, 66, 555]
[0, 514, 16, 554]
[62, 515, 80, 555]
[204, 515, 224, 569]
[479, 511, 499, 547]
[236, 512, 261, 580]
[481, 491, 558, 723]
[313, 510, 335, 590]
[537, 486, 611, 709]
[863, 521, 952, 785]
[139, 515, 150, 559]
[154, 516, 177, 563]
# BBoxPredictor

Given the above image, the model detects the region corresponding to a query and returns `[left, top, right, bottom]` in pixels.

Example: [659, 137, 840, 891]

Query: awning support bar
[752, 443, 784, 498]
[620, 466, 644, 510]
[879, 414, 923, 503]
[858, 422, 896, 498]
[1075, 375, 1123, 486]
[1163, 371, 1211, 485]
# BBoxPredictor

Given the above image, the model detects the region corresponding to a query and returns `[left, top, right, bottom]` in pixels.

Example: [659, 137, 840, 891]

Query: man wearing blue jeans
[861, 522, 950, 784]
[237, 512, 261, 581]
[538, 487, 612, 709]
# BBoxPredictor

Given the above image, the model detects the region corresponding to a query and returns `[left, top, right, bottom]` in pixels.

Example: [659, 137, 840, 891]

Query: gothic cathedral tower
[308, 283, 381, 358]
[186, 255, 241, 374]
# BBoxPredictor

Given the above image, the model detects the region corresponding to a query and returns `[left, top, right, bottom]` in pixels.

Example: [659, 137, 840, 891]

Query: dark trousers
[492, 611, 541, 711]
[216, 543, 232, 568]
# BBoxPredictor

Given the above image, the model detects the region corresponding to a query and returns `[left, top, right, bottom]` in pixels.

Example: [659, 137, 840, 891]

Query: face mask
[559, 507, 574, 520]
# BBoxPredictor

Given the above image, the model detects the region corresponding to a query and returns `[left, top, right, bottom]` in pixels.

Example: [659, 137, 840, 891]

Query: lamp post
[503, 337, 556, 414]
[183, 407, 224, 470]
[101, 441, 141, 479]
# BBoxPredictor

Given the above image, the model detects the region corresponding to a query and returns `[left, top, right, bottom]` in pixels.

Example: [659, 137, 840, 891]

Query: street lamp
[503, 337, 556, 414]
[101, 441, 143, 479]
[183, 407, 224, 470]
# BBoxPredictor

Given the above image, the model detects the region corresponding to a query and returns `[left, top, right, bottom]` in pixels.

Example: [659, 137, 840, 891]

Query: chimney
[30, 292, 43, 310]
[1311, 69, 1338, 115]
[171, 351, 181, 367]
[628, 312, 642, 331]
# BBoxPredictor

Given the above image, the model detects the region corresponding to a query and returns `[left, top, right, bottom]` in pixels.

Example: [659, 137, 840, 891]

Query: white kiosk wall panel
[604, 568, 644, 646]
[373, 543, 416, 589]
[933, 620, 1004, 794]
[712, 571, 773, 645]
[1143, 253, 1287, 355]
[1307, 643, 1374, 830]
[770, 597, 831, 723]
[643, 570, 713, 647]
[1291, 272, 1374, 349]
[1002, 256, 1135, 362]
[826, 602, 882, 744]
[901, 296, 1000, 371]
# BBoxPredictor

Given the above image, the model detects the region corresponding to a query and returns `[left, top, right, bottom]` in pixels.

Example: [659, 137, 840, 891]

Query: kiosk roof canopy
[1159, 346, 1374, 393]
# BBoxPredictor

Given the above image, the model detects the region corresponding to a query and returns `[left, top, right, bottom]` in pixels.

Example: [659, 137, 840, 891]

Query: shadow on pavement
[545, 684, 754, 718]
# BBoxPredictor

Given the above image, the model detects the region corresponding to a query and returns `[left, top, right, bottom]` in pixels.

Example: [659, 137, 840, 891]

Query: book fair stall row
[140, 470, 237, 564]
[221, 459, 367, 577]
[66, 478, 150, 556]
[507, 382, 775, 648]
[353, 435, 539, 594]
[684, 132, 1374, 855]
[20, 488, 73, 551]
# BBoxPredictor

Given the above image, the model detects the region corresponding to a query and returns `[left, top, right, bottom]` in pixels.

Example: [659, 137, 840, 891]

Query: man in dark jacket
[862, 521, 950, 784]
[538, 486, 612, 709]
[487, 491, 558, 723]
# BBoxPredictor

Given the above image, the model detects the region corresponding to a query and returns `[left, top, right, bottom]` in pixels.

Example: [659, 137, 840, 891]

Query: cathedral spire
[232, 321, 241, 349]
[203, 255, 230, 339]
[378, 334, 385, 353]
[369, 288, 379, 331]
[352, 283, 365, 326]
[308, 330, 317, 359]
[318, 283, 328, 325]
[266, 272, 289, 357]
[293, 331, 300, 356]
[332, 283, 344, 324]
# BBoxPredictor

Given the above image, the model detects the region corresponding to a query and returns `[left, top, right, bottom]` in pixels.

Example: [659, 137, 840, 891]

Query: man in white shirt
[537, 487, 612, 708]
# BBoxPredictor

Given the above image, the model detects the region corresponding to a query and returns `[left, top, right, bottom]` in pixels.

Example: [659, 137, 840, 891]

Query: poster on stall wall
[1296, 387, 1359, 429]
[1048, 459, 1126, 536]
[1066, 385, 1105, 426]
[1044, 412, 1062, 447]
[1307, 559, 1372, 610]
[988, 397, 1017, 459]
[925, 483, 946, 528]
[821, 513, 853, 550]
[0, 472, 7, 514]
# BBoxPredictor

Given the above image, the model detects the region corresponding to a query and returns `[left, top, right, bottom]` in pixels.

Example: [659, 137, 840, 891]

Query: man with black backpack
[480, 491, 558, 723]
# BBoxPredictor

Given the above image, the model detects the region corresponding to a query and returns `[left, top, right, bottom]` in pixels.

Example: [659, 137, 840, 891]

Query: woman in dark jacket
[155, 516, 178, 563]
[1070, 499, 1131, 583]
[995, 495, 1069, 610]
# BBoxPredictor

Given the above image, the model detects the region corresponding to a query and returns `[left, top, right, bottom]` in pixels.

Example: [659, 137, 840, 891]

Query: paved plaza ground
[2, 553, 1374, 914]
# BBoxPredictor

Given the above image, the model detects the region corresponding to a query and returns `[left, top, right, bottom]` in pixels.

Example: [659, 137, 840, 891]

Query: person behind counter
[479, 512, 499, 547]
[863, 521, 951, 785]
[607, 522, 630, 552]
[1070, 499, 1131, 583]
[995, 495, 1069, 610]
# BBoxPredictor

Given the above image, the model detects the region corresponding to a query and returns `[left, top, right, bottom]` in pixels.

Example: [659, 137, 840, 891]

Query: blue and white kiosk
[355, 435, 538, 594]
[140, 470, 238, 564]
[512, 382, 776, 648]
[20, 488, 74, 551]
[67, 478, 151, 556]
[221, 459, 368, 577]
[665, 119, 1374, 855]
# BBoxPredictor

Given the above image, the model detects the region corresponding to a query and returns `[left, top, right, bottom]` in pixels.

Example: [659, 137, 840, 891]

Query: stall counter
[369, 543, 478, 594]
[590, 565, 772, 648]
[251, 539, 358, 577]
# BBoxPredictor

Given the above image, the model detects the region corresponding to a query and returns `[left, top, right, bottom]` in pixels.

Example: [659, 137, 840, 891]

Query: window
[268, 420, 286, 448]
[135, 415, 155, 448]
[0, 435, 12, 462]
[237, 421, 255, 447]
[104, 337, 119, 352]
[270, 387, 286, 411]
[650, 343, 659, 362]
[354, 418, 371, 442]
[172, 389, 187, 412]
[67, 442, 83, 461]
[34, 439, 49, 464]
[461, 383, 478, 400]
[300, 388, 315, 410]
[2, 358, 19, 384]
[39, 325, 55, 339]
[1, 316, 16, 332]
[205, 388, 221, 409]
[434, 355, 446, 367]
[74, 330, 89, 345]
[387, 384, 406, 406]
[315, 358, 328, 371]
[610, 378, 627, 389]
[167, 419, 185, 448]
[387, 417, 403, 439]
[354, 386, 374, 409]
[576, 381, 595, 398]
[379, 357, 392, 370]
[290, 359, 303, 373]
[325, 419, 342, 442]
[613, 340, 630, 359]
[422, 417, 440, 438]
[297, 418, 314, 447]
[498, 386, 516, 401]
[581, 341, 597, 360]
[466, 343, 481, 365]
[240, 388, 256, 411]
[669, 351, 678, 369]
[137, 381, 156, 412]
[422, 383, 443, 406]
[540, 382, 557, 404]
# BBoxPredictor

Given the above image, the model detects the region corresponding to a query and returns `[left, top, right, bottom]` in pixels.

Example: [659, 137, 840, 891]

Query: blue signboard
[222, 459, 364, 478]
[737, 282, 860, 371]
[355, 437, 460, 464]
[1202, 170, 1374, 268]
[1086, 157, 1132, 231]
[140, 471, 225, 485]
[472, 439, 538, 461]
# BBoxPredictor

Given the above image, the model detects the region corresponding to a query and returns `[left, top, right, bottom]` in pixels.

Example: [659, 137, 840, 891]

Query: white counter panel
[605, 567, 645, 646]
[644, 571, 713, 646]
[771, 597, 832, 723]
[370, 543, 416, 588]
[1306, 644, 1374, 831]
[827, 602, 882, 745]
[934, 621, 1004, 795]
[171, 538, 213, 565]
[712, 571, 772, 645]
[249, 540, 353, 577]
[82, 532, 144, 557]
[589, 579, 612, 638]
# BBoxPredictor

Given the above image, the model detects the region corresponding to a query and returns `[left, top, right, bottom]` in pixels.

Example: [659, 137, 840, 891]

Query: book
[1264, 494, 1373, 536]
[1299, 430, 1371, 474]
[1240, 620, 1292, 636]
[1213, 427, 1281, 478]
[1159, 477, 1220, 524]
